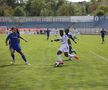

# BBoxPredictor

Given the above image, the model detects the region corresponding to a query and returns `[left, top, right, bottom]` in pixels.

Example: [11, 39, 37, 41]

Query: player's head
[10, 27, 16, 33]
[102, 28, 104, 31]
[65, 29, 69, 35]
[59, 30, 64, 36]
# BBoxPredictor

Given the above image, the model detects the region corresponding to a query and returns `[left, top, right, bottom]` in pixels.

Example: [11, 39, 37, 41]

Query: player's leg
[15, 45, 30, 65]
[18, 51, 30, 65]
[101, 35, 104, 44]
[68, 45, 76, 54]
[54, 45, 66, 67]
[57, 50, 64, 64]
[71, 49, 77, 54]
[66, 45, 77, 60]
[68, 54, 79, 60]
[54, 50, 63, 67]
[9, 48, 15, 64]
[64, 51, 79, 61]
[64, 52, 68, 57]
[69, 45, 72, 54]
[67, 46, 79, 60]
[101, 35, 103, 44]
[64, 44, 79, 61]
[47, 35, 49, 40]
[64, 52, 79, 60]
[102, 36, 105, 43]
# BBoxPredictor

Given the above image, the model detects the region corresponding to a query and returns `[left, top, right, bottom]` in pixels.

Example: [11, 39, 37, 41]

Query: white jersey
[73, 33, 76, 37]
[60, 34, 69, 45]
[59, 34, 69, 52]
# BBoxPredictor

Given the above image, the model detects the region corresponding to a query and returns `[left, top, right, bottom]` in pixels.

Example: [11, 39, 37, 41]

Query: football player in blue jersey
[65, 29, 77, 54]
[100, 28, 106, 44]
[5, 27, 30, 65]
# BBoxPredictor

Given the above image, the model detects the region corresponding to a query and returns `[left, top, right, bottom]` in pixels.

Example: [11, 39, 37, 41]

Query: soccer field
[0, 34, 108, 90]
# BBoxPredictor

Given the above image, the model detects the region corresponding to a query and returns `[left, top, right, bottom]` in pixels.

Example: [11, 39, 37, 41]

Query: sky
[67, 0, 90, 2]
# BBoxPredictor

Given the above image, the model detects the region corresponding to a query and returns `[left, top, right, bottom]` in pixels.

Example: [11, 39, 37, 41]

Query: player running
[46, 29, 50, 40]
[51, 30, 79, 67]
[73, 28, 79, 41]
[65, 29, 77, 54]
[5, 27, 30, 65]
[100, 28, 106, 44]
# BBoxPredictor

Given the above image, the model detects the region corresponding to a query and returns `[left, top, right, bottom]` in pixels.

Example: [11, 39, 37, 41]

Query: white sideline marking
[89, 50, 108, 62]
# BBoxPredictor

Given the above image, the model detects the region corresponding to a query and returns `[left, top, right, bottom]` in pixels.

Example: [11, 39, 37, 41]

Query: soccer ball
[54, 62, 60, 67]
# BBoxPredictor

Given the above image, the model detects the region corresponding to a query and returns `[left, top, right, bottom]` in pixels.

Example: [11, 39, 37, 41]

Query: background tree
[94, 10, 104, 16]
[29, 0, 45, 16]
[0, 0, 108, 16]
[97, 5, 108, 15]
[4, 0, 16, 8]
[0, 9, 4, 16]
[13, 6, 26, 16]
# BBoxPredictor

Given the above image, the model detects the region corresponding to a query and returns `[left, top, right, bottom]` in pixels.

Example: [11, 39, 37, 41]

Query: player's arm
[19, 36, 27, 42]
[69, 35, 77, 44]
[5, 35, 10, 46]
[68, 39, 71, 46]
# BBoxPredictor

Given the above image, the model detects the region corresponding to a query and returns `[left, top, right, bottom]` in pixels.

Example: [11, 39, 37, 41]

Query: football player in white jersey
[51, 30, 79, 67]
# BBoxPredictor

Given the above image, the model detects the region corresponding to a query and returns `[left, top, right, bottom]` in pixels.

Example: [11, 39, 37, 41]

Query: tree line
[0, 0, 108, 16]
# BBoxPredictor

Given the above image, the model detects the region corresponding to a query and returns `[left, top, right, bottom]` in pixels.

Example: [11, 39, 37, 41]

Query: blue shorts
[9, 44, 21, 52]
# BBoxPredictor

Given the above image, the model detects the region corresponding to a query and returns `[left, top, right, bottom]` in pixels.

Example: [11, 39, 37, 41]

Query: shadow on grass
[54, 64, 70, 68]
[53, 59, 80, 68]
[63, 59, 73, 62]
[53, 60, 72, 68]
[64, 59, 80, 63]
[0, 64, 26, 68]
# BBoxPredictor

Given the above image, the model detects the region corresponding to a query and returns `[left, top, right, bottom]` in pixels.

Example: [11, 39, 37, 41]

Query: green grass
[0, 34, 108, 90]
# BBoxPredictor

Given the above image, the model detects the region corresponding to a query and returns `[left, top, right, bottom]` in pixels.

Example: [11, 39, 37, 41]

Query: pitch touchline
[89, 50, 108, 61]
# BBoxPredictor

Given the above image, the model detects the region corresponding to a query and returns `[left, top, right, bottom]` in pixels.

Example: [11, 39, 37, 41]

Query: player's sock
[69, 46, 72, 54]
[58, 55, 62, 61]
[21, 55, 27, 62]
[21, 55, 30, 65]
[68, 54, 74, 59]
[10, 54, 15, 64]
[58, 55, 64, 64]
[11, 54, 15, 61]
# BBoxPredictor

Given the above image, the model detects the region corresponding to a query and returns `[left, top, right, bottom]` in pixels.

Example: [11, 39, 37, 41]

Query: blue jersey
[7, 33, 20, 46]
[46, 30, 50, 36]
[67, 33, 72, 39]
[101, 30, 106, 36]
[67, 32, 76, 44]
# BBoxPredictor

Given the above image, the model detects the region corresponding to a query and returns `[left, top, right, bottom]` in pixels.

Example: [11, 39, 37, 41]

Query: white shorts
[59, 44, 69, 52]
